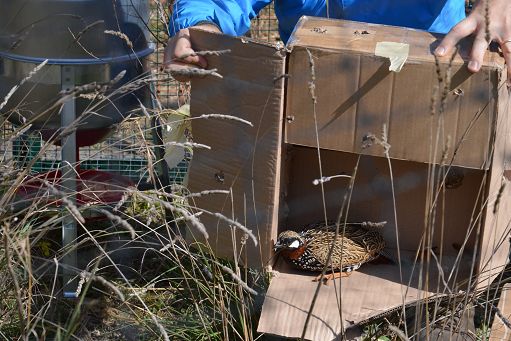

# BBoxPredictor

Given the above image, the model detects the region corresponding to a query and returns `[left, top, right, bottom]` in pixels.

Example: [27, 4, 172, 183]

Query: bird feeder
[0, 0, 152, 298]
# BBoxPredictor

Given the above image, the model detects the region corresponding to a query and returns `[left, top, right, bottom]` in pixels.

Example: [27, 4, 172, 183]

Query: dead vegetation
[0, 1, 510, 341]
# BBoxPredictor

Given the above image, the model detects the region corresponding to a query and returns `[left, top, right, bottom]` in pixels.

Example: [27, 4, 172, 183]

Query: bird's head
[274, 230, 304, 252]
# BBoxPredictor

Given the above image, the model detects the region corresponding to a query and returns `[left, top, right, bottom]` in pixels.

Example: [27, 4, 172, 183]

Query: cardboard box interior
[260, 146, 480, 339]
[187, 17, 511, 340]
[283, 146, 482, 256]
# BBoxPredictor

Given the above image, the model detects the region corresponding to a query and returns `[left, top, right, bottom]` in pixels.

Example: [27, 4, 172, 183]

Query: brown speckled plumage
[275, 221, 386, 274]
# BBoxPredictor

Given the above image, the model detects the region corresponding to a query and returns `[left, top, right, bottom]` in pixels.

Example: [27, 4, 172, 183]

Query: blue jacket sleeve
[170, 0, 272, 37]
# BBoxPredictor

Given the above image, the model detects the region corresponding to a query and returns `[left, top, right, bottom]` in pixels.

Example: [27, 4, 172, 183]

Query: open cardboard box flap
[187, 27, 286, 267]
[490, 283, 511, 339]
[188, 17, 511, 341]
[259, 254, 449, 340]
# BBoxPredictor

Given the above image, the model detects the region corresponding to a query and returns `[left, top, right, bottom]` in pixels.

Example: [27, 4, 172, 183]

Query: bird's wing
[305, 231, 370, 269]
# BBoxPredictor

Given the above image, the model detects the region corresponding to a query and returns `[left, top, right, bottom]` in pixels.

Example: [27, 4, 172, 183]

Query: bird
[274, 221, 386, 283]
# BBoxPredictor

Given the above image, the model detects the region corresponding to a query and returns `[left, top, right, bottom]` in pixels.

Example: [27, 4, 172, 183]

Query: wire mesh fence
[4, 1, 477, 186]
[1, 1, 279, 185]
[250, 2, 280, 43]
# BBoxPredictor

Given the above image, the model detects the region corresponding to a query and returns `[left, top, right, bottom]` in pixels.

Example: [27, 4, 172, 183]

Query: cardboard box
[187, 17, 511, 340]
[490, 283, 511, 340]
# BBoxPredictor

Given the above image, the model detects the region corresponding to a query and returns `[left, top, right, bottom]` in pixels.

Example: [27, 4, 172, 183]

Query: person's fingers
[173, 41, 207, 68]
[166, 62, 201, 82]
[162, 27, 210, 82]
[163, 37, 180, 65]
[197, 55, 207, 68]
[180, 53, 207, 69]
[500, 39, 511, 84]
[468, 34, 489, 72]
[435, 18, 478, 57]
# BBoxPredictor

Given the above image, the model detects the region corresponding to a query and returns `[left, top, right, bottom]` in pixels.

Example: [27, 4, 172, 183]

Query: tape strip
[375, 42, 410, 72]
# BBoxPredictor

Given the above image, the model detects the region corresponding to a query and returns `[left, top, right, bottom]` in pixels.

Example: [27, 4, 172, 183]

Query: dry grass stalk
[2, 223, 27, 331]
[166, 67, 223, 79]
[197, 114, 253, 127]
[5, 124, 33, 145]
[150, 197, 210, 239]
[312, 174, 351, 185]
[164, 141, 211, 149]
[185, 189, 230, 198]
[98, 209, 137, 239]
[491, 302, 511, 330]
[177, 49, 231, 59]
[0, 59, 48, 112]
[218, 263, 258, 296]
[104, 30, 134, 49]
[493, 181, 506, 215]
[113, 189, 132, 212]
[210, 211, 258, 246]
[301, 47, 353, 341]
[68, 21, 105, 59]
[40, 179, 85, 225]
[386, 321, 411, 341]
[80, 270, 126, 301]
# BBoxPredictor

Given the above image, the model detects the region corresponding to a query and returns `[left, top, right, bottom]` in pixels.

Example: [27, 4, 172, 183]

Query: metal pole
[149, 82, 171, 193]
[61, 65, 78, 298]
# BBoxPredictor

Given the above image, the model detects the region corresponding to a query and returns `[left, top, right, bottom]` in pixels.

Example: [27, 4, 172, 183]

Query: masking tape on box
[375, 42, 409, 72]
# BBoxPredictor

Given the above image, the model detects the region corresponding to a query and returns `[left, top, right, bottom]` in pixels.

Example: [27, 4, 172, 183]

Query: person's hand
[163, 24, 221, 82]
[435, 0, 511, 81]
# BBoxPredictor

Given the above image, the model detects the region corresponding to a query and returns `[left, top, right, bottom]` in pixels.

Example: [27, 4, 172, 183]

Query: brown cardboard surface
[490, 284, 511, 340]
[259, 251, 473, 340]
[285, 17, 503, 168]
[478, 72, 511, 289]
[187, 29, 286, 268]
[282, 147, 483, 253]
[186, 19, 511, 341]
[287, 17, 502, 66]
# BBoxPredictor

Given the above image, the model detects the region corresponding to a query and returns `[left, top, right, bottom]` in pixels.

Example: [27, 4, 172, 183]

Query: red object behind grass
[16, 169, 134, 219]
[41, 127, 115, 147]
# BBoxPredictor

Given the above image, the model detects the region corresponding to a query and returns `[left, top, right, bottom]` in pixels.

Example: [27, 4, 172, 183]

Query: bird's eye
[286, 238, 295, 245]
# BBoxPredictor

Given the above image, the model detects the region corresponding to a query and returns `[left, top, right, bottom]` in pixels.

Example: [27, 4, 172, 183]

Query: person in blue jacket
[164, 0, 511, 82]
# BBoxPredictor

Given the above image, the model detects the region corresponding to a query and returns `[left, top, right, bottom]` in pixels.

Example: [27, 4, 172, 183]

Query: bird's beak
[273, 242, 284, 252]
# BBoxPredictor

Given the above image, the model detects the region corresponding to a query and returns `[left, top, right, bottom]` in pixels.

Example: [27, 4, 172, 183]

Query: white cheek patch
[289, 240, 300, 249]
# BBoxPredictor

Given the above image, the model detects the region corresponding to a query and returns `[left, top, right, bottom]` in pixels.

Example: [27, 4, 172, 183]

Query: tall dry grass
[1, 1, 510, 341]
[0, 3, 265, 340]
[0, 66, 265, 341]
